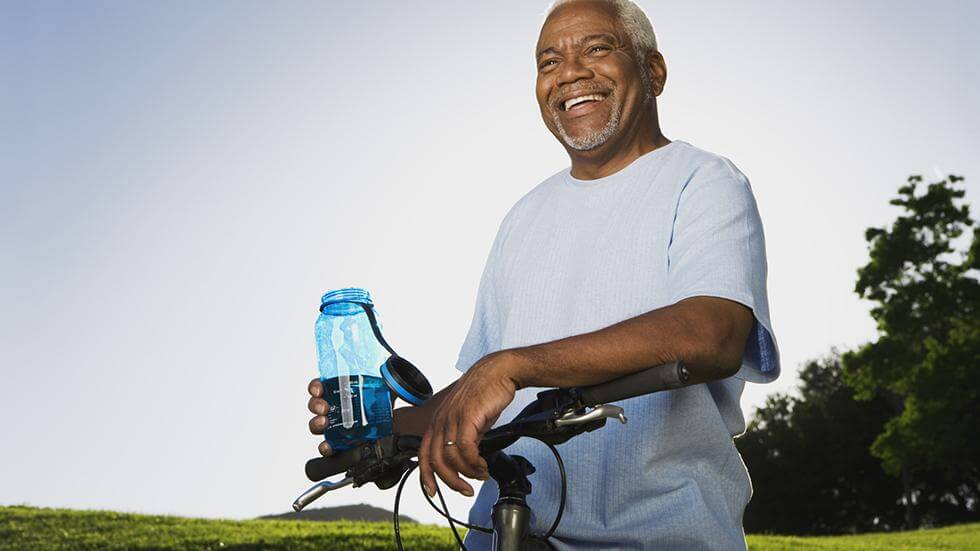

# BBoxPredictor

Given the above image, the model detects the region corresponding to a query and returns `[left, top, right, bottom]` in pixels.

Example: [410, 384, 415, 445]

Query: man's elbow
[713, 342, 744, 379]
[677, 297, 754, 380]
[710, 304, 753, 378]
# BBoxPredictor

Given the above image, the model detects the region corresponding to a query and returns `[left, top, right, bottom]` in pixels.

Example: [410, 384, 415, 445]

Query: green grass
[2, 505, 978, 550]
[745, 522, 979, 550]
[0, 506, 455, 550]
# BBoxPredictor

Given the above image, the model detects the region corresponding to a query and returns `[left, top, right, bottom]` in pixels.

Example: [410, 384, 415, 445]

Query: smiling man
[308, 0, 780, 549]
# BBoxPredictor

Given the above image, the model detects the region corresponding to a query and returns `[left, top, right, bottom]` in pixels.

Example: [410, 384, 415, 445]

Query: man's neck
[569, 128, 670, 180]
[565, 104, 670, 180]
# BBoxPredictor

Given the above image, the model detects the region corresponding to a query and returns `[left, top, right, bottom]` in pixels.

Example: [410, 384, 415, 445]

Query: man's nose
[556, 56, 594, 87]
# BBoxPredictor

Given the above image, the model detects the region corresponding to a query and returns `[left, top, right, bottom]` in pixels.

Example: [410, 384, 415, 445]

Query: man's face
[535, 1, 654, 152]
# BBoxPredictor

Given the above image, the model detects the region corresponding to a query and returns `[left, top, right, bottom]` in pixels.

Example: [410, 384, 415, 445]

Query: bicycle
[293, 361, 691, 551]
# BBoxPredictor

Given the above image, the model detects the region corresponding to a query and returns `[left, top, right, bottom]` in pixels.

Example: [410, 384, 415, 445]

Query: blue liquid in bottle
[316, 288, 393, 451]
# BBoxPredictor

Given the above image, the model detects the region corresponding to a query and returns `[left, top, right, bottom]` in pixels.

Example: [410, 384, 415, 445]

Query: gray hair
[544, 0, 658, 57]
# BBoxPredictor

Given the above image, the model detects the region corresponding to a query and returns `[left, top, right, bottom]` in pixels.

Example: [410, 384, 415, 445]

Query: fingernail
[424, 483, 434, 497]
[462, 488, 474, 497]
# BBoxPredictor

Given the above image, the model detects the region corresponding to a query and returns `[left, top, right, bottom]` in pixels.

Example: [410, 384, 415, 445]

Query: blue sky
[2, 0, 978, 525]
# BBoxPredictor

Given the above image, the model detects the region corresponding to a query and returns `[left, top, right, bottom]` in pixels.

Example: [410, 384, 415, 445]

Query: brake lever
[554, 404, 627, 427]
[292, 476, 355, 511]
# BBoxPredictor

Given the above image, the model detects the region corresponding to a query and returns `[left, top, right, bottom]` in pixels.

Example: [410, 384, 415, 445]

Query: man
[308, 0, 780, 548]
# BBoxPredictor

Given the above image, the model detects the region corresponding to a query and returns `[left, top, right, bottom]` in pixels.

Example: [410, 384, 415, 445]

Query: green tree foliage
[737, 354, 906, 535]
[841, 175, 979, 527]
[740, 175, 978, 534]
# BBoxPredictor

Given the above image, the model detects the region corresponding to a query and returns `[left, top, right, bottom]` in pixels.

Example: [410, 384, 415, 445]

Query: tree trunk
[902, 466, 915, 529]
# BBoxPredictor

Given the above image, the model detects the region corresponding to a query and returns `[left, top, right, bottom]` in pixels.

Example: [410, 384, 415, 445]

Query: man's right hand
[307, 378, 334, 457]
[307, 377, 455, 458]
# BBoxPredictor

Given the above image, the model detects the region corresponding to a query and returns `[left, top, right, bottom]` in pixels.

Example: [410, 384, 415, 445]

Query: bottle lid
[381, 356, 433, 406]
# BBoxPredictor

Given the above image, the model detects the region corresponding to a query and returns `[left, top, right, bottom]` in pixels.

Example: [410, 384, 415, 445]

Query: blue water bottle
[316, 288, 393, 451]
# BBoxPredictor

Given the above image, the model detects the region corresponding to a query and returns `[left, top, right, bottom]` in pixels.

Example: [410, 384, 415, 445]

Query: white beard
[552, 92, 622, 151]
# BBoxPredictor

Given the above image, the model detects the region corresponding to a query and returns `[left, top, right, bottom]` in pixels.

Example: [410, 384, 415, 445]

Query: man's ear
[647, 51, 667, 97]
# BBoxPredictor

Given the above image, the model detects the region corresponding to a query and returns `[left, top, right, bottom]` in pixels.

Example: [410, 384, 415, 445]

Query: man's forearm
[393, 296, 751, 434]
[506, 296, 753, 390]
[392, 382, 456, 436]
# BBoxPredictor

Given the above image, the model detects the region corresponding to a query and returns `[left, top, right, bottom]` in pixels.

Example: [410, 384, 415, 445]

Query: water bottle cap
[381, 356, 433, 406]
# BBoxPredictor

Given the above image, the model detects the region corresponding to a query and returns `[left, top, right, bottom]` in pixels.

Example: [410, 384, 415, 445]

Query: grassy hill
[2, 505, 978, 550]
[258, 503, 417, 524]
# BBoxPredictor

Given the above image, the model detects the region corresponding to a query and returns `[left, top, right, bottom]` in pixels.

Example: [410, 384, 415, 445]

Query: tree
[738, 354, 906, 535]
[841, 175, 980, 528]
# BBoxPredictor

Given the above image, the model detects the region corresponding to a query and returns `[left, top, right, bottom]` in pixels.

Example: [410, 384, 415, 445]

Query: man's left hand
[418, 350, 524, 497]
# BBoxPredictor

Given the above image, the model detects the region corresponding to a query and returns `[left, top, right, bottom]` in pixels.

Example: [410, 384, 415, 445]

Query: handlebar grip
[304, 435, 421, 482]
[305, 447, 365, 482]
[577, 362, 689, 406]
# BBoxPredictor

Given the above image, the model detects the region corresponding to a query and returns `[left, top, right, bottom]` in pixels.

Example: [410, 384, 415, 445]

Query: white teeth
[564, 94, 605, 111]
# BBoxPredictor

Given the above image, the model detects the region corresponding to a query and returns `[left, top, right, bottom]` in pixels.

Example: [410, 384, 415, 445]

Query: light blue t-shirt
[455, 140, 780, 550]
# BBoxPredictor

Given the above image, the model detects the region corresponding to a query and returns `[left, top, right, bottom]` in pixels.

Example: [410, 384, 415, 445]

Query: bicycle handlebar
[577, 361, 689, 406]
[305, 434, 422, 483]
[304, 362, 689, 484]
[305, 443, 366, 482]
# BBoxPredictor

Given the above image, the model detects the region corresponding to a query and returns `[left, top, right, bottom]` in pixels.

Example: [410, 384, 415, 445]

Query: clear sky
[2, 0, 978, 526]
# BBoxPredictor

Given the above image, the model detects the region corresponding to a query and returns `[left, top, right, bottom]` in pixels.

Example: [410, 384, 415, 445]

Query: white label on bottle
[359, 374, 368, 427]
[340, 374, 354, 429]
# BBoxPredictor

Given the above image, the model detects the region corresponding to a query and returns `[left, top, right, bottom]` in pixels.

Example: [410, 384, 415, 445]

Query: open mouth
[558, 92, 609, 117]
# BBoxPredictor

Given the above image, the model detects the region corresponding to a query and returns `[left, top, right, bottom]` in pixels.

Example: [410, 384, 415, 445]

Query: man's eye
[589, 45, 611, 54]
[540, 59, 558, 69]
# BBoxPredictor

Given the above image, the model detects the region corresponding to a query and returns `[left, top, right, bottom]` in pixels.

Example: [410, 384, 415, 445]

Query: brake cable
[539, 440, 567, 541]
[393, 465, 416, 551]
[417, 475, 492, 533]
[391, 438, 570, 549]
[433, 478, 468, 550]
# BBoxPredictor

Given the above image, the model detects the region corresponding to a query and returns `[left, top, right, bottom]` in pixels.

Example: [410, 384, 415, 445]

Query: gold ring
[444, 441, 456, 447]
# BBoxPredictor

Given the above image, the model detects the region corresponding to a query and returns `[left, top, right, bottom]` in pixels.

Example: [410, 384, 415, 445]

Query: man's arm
[416, 294, 755, 498]
[391, 382, 456, 436]
[508, 295, 753, 389]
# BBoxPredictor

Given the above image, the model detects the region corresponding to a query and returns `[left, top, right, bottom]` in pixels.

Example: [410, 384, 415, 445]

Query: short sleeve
[667, 171, 780, 383]
[454, 223, 507, 374]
